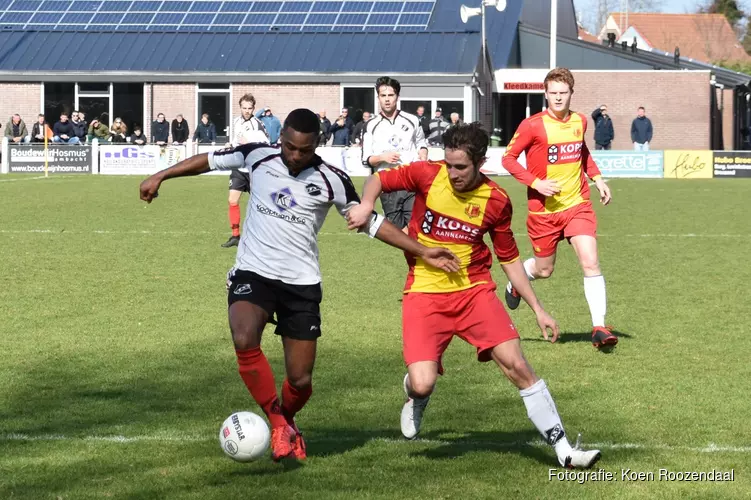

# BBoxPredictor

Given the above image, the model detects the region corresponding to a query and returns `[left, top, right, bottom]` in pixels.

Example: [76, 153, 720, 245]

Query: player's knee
[581, 259, 601, 275]
[409, 378, 435, 399]
[286, 372, 312, 390]
[537, 264, 555, 278]
[230, 324, 261, 350]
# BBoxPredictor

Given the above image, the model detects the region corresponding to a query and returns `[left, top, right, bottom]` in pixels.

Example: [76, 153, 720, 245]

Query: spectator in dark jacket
[591, 105, 614, 150]
[71, 111, 88, 144]
[109, 117, 128, 143]
[631, 106, 653, 151]
[171, 114, 189, 144]
[131, 126, 147, 145]
[52, 113, 80, 144]
[317, 110, 331, 145]
[193, 113, 217, 144]
[31, 115, 54, 143]
[5, 114, 28, 143]
[351, 111, 372, 145]
[330, 115, 351, 146]
[152, 113, 169, 145]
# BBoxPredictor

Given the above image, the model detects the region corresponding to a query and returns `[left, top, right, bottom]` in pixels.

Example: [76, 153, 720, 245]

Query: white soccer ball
[219, 411, 270, 462]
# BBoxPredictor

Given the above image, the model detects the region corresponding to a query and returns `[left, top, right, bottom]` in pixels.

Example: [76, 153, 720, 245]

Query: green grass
[1, 174, 750, 499]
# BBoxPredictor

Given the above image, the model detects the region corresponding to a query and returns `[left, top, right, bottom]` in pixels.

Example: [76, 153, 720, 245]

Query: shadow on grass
[523, 329, 633, 351]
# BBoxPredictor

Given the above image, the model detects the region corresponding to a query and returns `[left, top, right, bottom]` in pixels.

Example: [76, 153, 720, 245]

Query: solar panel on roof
[0, 0, 436, 32]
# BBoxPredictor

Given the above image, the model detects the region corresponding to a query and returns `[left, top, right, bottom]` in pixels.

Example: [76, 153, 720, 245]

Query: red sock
[281, 378, 313, 426]
[235, 347, 286, 428]
[229, 203, 241, 237]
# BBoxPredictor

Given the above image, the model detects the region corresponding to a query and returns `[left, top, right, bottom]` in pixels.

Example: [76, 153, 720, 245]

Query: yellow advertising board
[663, 150, 713, 179]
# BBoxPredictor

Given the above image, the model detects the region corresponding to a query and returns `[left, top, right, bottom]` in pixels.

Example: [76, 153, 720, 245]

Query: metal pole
[481, 1, 486, 67]
[550, 0, 557, 69]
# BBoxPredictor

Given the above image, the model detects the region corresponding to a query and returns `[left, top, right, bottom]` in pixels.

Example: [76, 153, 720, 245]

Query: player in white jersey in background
[139, 108, 460, 463]
[222, 93, 270, 248]
[362, 77, 428, 232]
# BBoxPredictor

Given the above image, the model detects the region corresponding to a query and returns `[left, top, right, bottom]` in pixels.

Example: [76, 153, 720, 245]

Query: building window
[198, 84, 231, 142]
[113, 83, 144, 133]
[437, 100, 464, 121]
[77, 82, 112, 126]
[343, 87, 375, 124]
[44, 83, 75, 123]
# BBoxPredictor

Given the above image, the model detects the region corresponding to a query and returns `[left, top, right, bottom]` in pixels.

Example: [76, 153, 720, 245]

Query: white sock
[519, 379, 573, 465]
[583, 275, 607, 327]
[508, 258, 537, 293]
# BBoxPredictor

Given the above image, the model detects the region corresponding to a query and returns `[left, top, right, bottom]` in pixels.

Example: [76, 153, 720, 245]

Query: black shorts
[380, 190, 415, 230]
[227, 270, 322, 340]
[229, 170, 251, 192]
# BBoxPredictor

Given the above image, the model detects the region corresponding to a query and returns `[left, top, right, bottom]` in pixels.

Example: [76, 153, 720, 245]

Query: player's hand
[533, 179, 561, 197]
[346, 202, 375, 230]
[382, 152, 401, 165]
[421, 247, 461, 273]
[139, 175, 162, 203]
[535, 308, 560, 343]
[596, 179, 612, 205]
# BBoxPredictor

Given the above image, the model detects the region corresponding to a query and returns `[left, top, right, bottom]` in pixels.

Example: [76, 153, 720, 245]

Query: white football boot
[400, 373, 430, 440]
[560, 434, 602, 469]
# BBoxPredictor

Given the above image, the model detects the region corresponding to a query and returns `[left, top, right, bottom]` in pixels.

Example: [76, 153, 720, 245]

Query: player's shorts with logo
[229, 170, 251, 192]
[402, 283, 519, 373]
[527, 201, 597, 258]
[227, 269, 322, 340]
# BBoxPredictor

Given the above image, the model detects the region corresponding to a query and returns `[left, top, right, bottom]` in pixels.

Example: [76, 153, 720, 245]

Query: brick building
[0, 0, 749, 150]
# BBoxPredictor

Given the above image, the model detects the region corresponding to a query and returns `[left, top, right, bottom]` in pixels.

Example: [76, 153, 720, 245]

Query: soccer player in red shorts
[502, 68, 617, 349]
[347, 122, 602, 469]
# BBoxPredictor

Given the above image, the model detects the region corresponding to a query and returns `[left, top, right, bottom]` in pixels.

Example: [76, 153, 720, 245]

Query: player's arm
[325, 166, 458, 272]
[502, 120, 560, 197]
[345, 164, 418, 230]
[491, 198, 559, 342]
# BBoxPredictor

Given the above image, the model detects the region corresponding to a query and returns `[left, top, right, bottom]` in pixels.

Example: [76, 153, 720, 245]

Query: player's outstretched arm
[139, 153, 210, 203]
[501, 259, 560, 342]
[346, 174, 383, 229]
[374, 219, 460, 273]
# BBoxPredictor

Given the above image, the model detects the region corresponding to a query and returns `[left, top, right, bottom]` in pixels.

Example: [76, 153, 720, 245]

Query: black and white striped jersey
[361, 110, 428, 171]
[208, 143, 384, 285]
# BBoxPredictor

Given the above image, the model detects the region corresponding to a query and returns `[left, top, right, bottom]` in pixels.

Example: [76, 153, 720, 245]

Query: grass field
[1, 173, 750, 499]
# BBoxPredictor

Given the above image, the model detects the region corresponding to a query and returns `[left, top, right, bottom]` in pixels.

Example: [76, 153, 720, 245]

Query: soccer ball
[219, 411, 270, 462]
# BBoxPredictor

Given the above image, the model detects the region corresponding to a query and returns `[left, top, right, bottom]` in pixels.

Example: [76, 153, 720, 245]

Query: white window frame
[75, 82, 114, 126]
[340, 85, 378, 115]
[196, 84, 232, 139]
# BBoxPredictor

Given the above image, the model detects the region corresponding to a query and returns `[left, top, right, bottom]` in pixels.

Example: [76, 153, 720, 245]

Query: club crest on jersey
[305, 183, 322, 196]
[465, 203, 481, 219]
[548, 141, 582, 164]
[270, 187, 297, 212]
[574, 127, 582, 138]
[388, 135, 401, 148]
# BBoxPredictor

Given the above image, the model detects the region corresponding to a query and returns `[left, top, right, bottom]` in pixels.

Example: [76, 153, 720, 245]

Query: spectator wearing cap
[5, 114, 29, 143]
[427, 107, 449, 146]
[255, 107, 282, 144]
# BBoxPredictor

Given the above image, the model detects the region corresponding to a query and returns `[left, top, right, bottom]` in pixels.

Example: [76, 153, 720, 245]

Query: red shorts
[402, 283, 519, 374]
[527, 202, 597, 258]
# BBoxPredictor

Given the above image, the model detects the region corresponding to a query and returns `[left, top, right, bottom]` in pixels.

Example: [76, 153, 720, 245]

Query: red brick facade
[0, 83, 41, 134]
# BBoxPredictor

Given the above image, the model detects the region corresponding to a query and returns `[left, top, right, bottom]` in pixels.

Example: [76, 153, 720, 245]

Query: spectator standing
[631, 106, 653, 151]
[5, 114, 28, 143]
[193, 113, 217, 144]
[427, 108, 449, 146]
[591, 105, 614, 150]
[416, 105, 430, 137]
[52, 113, 80, 144]
[152, 113, 170, 145]
[351, 111, 372, 145]
[171, 114, 189, 144]
[255, 107, 282, 143]
[317, 110, 331, 145]
[330, 115, 351, 146]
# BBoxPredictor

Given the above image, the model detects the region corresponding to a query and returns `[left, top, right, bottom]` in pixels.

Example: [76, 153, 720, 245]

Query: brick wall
[722, 88, 734, 150]
[231, 83, 340, 124]
[146, 83, 196, 142]
[0, 83, 41, 135]
[571, 71, 711, 150]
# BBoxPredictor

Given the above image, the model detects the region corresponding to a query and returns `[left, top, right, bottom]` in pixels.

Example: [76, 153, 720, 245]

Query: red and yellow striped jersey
[502, 111, 601, 214]
[377, 161, 519, 294]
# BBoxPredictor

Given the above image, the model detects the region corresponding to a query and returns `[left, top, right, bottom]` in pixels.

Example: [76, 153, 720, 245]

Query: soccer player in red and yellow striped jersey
[502, 68, 616, 349]
[346, 123, 602, 470]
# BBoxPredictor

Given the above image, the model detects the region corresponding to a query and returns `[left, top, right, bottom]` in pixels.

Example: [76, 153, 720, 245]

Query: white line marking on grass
[3, 433, 751, 454]
[0, 175, 79, 183]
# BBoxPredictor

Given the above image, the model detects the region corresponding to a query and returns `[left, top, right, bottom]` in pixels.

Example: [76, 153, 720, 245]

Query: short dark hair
[442, 122, 489, 166]
[283, 108, 320, 135]
[638, 106, 645, 111]
[375, 76, 400, 96]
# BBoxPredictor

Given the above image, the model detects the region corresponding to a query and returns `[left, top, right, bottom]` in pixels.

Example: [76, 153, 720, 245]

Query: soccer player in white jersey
[139, 109, 460, 463]
[222, 93, 270, 248]
[362, 77, 428, 231]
